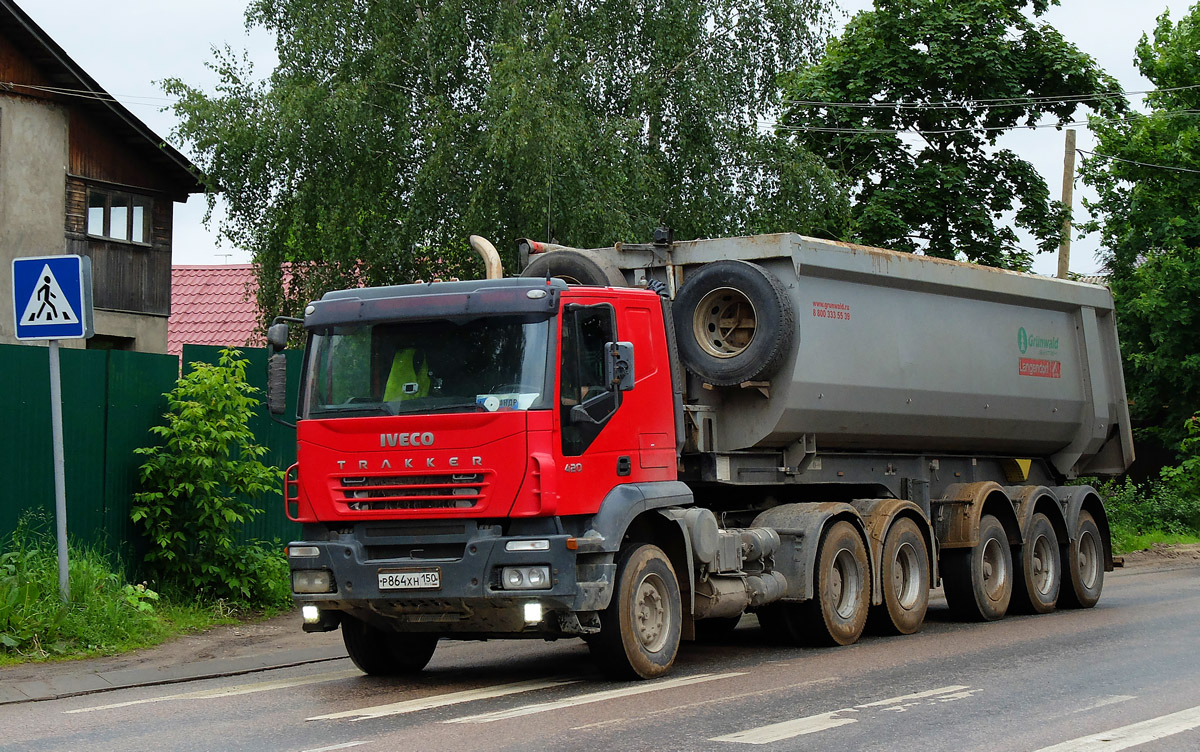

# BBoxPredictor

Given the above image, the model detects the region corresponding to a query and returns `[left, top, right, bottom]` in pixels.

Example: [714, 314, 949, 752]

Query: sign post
[12, 255, 93, 602]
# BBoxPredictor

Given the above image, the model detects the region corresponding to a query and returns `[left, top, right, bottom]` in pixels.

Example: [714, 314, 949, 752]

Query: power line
[1, 80, 171, 107]
[1077, 148, 1200, 175]
[763, 108, 1200, 136]
[780, 84, 1200, 111]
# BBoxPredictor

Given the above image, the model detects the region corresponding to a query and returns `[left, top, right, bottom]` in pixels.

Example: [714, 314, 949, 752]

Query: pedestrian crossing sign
[12, 255, 92, 340]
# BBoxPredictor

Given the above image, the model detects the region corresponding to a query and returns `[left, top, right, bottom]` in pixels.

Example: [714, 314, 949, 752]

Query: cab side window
[560, 304, 617, 456]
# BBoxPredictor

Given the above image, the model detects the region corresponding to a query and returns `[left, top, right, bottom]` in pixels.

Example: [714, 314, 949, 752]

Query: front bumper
[288, 520, 614, 636]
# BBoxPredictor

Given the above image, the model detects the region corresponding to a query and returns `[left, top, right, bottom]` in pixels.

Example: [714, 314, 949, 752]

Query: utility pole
[1057, 129, 1076, 279]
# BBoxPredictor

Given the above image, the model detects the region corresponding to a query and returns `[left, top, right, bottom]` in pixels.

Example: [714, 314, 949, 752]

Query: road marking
[307, 678, 580, 721]
[1076, 695, 1135, 713]
[712, 685, 973, 745]
[1034, 704, 1200, 752]
[301, 743, 369, 752]
[65, 670, 362, 714]
[446, 672, 747, 724]
[856, 685, 971, 708]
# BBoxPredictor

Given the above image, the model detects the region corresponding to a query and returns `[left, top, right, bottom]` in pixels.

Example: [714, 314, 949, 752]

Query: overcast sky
[25, 0, 1199, 274]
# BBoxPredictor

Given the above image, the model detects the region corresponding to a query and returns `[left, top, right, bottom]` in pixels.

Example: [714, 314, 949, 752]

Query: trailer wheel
[520, 249, 625, 287]
[802, 521, 870, 646]
[341, 616, 438, 675]
[942, 514, 1012, 621]
[589, 544, 682, 679]
[673, 260, 794, 386]
[1011, 512, 1060, 614]
[1060, 510, 1104, 609]
[869, 517, 929, 635]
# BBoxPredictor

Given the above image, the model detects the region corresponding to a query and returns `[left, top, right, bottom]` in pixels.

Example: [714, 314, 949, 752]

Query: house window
[87, 189, 152, 243]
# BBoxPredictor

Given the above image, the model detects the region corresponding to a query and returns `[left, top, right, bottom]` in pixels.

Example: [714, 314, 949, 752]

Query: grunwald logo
[1017, 327, 1059, 354]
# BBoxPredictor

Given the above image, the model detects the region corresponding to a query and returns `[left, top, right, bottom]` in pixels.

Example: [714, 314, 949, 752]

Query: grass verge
[0, 518, 277, 666]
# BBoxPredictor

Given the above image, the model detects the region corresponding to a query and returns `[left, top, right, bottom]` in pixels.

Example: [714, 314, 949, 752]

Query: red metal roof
[168, 265, 261, 358]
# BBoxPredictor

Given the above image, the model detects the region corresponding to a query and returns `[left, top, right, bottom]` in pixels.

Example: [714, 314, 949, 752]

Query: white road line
[1034, 704, 1200, 752]
[445, 672, 747, 724]
[711, 711, 859, 745]
[856, 685, 971, 708]
[1077, 695, 1136, 713]
[306, 678, 580, 722]
[65, 670, 362, 714]
[301, 743, 369, 752]
[712, 685, 974, 745]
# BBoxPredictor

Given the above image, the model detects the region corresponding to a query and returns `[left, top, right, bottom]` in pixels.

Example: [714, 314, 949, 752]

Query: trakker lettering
[337, 456, 482, 470]
[381, 431, 435, 447]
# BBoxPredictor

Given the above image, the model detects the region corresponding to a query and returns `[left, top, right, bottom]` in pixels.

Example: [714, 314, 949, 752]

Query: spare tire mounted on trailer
[673, 260, 795, 386]
[520, 249, 626, 287]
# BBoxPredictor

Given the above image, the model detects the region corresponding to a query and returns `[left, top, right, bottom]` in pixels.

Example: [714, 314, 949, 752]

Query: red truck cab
[283, 277, 684, 672]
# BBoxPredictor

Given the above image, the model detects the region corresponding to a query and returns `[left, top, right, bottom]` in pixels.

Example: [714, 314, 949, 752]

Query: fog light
[500, 566, 551, 590]
[292, 569, 334, 594]
[302, 605, 321, 623]
[524, 602, 543, 623]
[288, 546, 320, 558]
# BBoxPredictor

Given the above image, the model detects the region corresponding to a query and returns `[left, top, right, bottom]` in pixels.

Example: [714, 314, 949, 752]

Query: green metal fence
[0, 342, 301, 562]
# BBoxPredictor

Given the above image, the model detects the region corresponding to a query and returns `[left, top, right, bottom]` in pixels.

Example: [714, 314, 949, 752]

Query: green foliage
[164, 0, 848, 325]
[1080, 7, 1200, 446]
[132, 349, 287, 607]
[0, 514, 164, 659]
[779, 0, 1123, 269]
[1095, 415, 1200, 553]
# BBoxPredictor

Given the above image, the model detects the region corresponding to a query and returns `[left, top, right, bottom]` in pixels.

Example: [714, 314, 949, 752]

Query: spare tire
[521, 249, 626, 287]
[674, 260, 794, 386]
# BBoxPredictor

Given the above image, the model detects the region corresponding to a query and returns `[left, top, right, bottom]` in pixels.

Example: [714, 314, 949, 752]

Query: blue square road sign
[12, 255, 93, 340]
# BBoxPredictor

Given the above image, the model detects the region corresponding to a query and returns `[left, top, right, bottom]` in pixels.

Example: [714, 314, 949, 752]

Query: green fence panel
[180, 344, 302, 546]
[0, 343, 177, 558]
[103, 350, 179, 563]
[1, 343, 60, 540]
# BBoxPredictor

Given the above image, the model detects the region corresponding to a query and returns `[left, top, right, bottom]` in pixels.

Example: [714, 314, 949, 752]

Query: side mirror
[267, 352, 287, 416]
[266, 322, 289, 354]
[604, 341, 635, 391]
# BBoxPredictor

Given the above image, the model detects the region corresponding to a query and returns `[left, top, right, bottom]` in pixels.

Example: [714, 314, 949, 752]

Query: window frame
[86, 188, 153, 245]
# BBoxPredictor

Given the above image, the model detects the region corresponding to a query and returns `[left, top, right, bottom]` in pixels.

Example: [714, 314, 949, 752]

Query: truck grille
[339, 473, 487, 511]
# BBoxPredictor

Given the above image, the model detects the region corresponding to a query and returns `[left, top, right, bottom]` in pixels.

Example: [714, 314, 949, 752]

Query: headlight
[500, 566, 551, 590]
[292, 569, 335, 594]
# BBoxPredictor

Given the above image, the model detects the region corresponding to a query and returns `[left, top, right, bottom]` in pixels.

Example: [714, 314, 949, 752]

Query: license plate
[378, 568, 441, 591]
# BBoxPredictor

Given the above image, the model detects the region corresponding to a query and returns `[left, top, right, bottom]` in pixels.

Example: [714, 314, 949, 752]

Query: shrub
[131, 348, 286, 607]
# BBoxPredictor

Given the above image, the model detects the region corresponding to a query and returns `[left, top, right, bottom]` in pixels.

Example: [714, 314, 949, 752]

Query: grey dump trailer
[518, 232, 1131, 653]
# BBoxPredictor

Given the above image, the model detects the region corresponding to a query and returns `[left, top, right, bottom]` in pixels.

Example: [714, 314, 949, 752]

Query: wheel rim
[1078, 529, 1099, 589]
[555, 274, 585, 285]
[981, 537, 1008, 601]
[634, 572, 670, 653]
[891, 541, 922, 610]
[1031, 532, 1057, 596]
[692, 287, 758, 359]
[830, 548, 862, 619]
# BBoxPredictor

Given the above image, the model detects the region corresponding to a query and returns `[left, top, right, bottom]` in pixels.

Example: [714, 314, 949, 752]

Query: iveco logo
[380, 432, 435, 448]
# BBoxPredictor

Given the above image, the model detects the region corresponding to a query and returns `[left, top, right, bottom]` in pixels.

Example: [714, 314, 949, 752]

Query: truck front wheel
[589, 544, 682, 680]
[341, 616, 438, 675]
[942, 514, 1012, 621]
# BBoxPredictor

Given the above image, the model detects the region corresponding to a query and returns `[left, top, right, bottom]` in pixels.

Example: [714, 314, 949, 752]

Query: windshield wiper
[393, 400, 488, 415]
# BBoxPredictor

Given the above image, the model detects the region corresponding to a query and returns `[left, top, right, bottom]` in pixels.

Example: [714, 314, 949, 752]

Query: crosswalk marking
[1034, 704, 1200, 752]
[1076, 695, 1135, 713]
[711, 685, 974, 745]
[65, 670, 361, 714]
[445, 672, 748, 724]
[307, 678, 579, 721]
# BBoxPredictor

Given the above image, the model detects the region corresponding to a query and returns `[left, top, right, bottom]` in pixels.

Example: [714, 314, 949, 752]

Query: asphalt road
[3, 563, 1198, 752]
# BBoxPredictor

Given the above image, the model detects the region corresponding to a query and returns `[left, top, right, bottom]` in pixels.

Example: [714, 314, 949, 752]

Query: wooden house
[0, 0, 202, 353]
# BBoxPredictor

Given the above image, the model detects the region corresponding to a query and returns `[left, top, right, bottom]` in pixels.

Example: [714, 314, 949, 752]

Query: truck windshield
[303, 316, 553, 418]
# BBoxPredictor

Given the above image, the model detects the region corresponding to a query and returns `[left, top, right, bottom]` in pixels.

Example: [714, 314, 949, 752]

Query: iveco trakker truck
[271, 232, 1132, 679]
